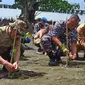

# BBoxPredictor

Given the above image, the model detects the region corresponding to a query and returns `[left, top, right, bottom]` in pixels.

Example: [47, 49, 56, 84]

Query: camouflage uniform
[77, 23, 85, 58]
[0, 20, 26, 71]
[33, 22, 49, 53]
[33, 23, 44, 34]
[41, 20, 78, 62]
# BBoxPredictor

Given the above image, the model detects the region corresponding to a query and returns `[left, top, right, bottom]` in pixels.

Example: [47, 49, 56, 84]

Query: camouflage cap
[9, 20, 26, 30]
[9, 20, 26, 36]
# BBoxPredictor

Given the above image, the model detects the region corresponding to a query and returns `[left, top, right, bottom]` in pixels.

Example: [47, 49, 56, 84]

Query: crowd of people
[0, 14, 85, 77]
[33, 14, 85, 66]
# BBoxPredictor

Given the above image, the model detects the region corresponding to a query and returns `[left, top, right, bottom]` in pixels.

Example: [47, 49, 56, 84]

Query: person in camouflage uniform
[41, 14, 80, 66]
[0, 20, 26, 72]
[77, 23, 85, 59]
[33, 17, 49, 54]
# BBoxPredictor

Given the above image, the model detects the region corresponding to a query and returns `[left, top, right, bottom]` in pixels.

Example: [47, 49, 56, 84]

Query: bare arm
[70, 43, 77, 55]
[0, 56, 16, 72]
[0, 56, 7, 65]
[35, 26, 49, 38]
[69, 43, 77, 59]
[52, 36, 62, 47]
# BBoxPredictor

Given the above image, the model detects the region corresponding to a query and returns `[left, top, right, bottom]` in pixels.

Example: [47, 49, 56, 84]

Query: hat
[9, 20, 26, 30]
[41, 17, 47, 23]
[9, 20, 26, 36]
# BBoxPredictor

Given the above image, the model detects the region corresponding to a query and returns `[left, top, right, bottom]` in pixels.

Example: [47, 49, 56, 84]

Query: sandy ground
[0, 42, 85, 85]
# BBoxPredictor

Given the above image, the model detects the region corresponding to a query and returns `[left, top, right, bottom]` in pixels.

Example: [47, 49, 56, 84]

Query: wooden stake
[11, 30, 17, 63]
[8, 29, 17, 77]
[65, 19, 69, 67]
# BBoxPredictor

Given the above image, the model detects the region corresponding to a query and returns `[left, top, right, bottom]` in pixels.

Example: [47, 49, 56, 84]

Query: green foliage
[38, 0, 80, 13]
[14, 0, 80, 13]
[13, 0, 80, 21]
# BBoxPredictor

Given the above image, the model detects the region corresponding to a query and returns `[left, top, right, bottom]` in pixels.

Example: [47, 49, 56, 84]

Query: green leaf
[13, 48, 17, 53]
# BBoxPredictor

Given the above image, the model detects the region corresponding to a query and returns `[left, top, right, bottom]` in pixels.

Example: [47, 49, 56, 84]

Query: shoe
[83, 53, 85, 59]
[44, 52, 47, 56]
[36, 51, 43, 55]
[56, 58, 62, 63]
[48, 59, 58, 66]
[43, 51, 47, 56]
[75, 56, 80, 60]
[55, 56, 62, 63]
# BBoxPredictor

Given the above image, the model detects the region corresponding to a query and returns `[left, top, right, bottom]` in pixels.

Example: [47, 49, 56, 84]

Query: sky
[0, 0, 14, 5]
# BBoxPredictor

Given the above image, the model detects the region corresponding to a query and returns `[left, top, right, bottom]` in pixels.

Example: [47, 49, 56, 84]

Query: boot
[54, 51, 62, 63]
[48, 58, 58, 66]
[47, 52, 58, 66]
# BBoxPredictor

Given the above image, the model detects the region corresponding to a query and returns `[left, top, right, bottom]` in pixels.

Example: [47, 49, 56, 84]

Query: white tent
[0, 8, 21, 19]
[35, 11, 85, 23]
[0, 9, 85, 23]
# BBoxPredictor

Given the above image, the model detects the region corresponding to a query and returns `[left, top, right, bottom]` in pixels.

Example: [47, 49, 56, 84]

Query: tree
[39, 0, 80, 13]
[13, 0, 80, 22]
[13, 0, 40, 22]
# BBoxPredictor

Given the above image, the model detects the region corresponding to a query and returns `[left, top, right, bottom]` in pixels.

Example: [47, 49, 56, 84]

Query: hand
[69, 54, 77, 60]
[13, 61, 19, 71]
[4, 61, 16, 72]
[81, 43, 85, 48]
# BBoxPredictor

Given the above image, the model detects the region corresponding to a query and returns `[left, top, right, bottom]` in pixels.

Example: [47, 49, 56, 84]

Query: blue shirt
[48, 20, 78, 45]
